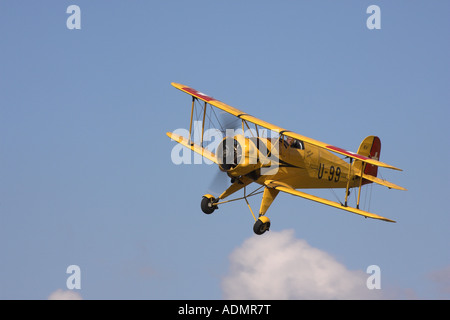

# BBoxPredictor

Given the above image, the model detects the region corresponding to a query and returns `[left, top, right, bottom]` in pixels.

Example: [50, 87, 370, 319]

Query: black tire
[253, 219, 270, 235]
[201, 196, 216, 214]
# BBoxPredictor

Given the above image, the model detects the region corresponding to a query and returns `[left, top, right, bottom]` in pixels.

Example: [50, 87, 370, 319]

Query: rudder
[353, 136, 381, 178]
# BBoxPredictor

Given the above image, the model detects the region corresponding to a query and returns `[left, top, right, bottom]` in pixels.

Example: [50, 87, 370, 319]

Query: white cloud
[48, 289, 83, 300]
[222, 229, 383, 299]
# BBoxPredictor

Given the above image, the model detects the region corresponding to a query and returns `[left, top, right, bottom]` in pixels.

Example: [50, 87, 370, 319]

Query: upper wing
[264, 180, 396, 223]
[171, 82, 284, 131]
[171, 82, 402, 171]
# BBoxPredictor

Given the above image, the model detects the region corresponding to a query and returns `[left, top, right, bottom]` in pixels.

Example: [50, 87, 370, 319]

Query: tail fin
[353, 136, 381, 178]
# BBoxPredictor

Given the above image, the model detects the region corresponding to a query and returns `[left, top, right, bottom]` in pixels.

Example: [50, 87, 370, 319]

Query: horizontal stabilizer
[264, 180, 396, 223]
[355, 173, 407, 191]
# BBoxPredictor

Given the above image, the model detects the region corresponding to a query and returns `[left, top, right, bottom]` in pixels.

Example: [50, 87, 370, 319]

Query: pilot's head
[286, 137, 294, 145]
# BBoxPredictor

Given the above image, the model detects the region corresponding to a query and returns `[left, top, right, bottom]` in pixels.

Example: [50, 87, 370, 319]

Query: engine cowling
[216, 135, 261, 177]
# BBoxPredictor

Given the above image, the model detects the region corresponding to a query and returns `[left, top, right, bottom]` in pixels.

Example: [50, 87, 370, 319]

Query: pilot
[286, 136, 303, 149]
[286, 136, 295, 147]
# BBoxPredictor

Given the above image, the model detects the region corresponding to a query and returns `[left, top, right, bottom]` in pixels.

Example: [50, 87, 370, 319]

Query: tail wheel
[201, 195, 218, 214]
[253, 216, 271, 235]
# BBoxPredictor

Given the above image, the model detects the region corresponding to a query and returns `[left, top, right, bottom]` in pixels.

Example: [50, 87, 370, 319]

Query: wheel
[201, 196, 217, 214]
[253, 216, 271, 235]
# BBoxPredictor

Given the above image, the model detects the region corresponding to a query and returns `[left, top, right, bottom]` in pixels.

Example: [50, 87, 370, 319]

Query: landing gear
[200, 187, 273, 235]
[253, 216, 271, 235]
[201, 195, 218, 214]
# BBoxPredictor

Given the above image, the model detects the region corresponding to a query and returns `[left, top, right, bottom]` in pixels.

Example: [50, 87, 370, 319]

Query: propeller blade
[207, 169, 229, 198]
[218, 111, 241, 136]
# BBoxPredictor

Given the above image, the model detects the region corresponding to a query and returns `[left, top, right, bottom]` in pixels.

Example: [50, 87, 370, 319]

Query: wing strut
[188, 96, 195, 145]
[344, 158, 353, 207]
[187, 96, 208, 148]
[356, 162, 367, 209]
[201, 101, 207, 147]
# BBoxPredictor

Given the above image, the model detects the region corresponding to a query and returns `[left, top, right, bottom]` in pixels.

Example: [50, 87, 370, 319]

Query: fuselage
[255, 140, 357, 189]
[218, 135, 360, 190]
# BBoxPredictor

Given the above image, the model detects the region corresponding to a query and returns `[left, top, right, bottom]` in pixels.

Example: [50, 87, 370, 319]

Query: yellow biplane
[167, 83, 406, 235]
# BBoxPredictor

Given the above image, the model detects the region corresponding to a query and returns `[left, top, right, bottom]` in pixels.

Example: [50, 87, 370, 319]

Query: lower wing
[167, 131, 218, 165]
[264, 180, 396, 223]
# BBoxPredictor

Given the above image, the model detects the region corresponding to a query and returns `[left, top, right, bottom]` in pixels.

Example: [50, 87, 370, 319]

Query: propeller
[206, 111, 241, 198]
[207, 169, 229, 198]
[218, 111, 242, 136]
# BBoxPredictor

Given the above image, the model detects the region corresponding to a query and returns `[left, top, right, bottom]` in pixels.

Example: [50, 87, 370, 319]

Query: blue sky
[1, 1, 449, 299]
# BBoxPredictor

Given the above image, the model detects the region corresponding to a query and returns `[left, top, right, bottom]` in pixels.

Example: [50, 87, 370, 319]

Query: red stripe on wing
[182, 87, 216, 102]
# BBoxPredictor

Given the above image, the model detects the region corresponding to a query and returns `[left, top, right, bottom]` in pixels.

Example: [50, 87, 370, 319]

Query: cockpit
[281, 136, 304, 150]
